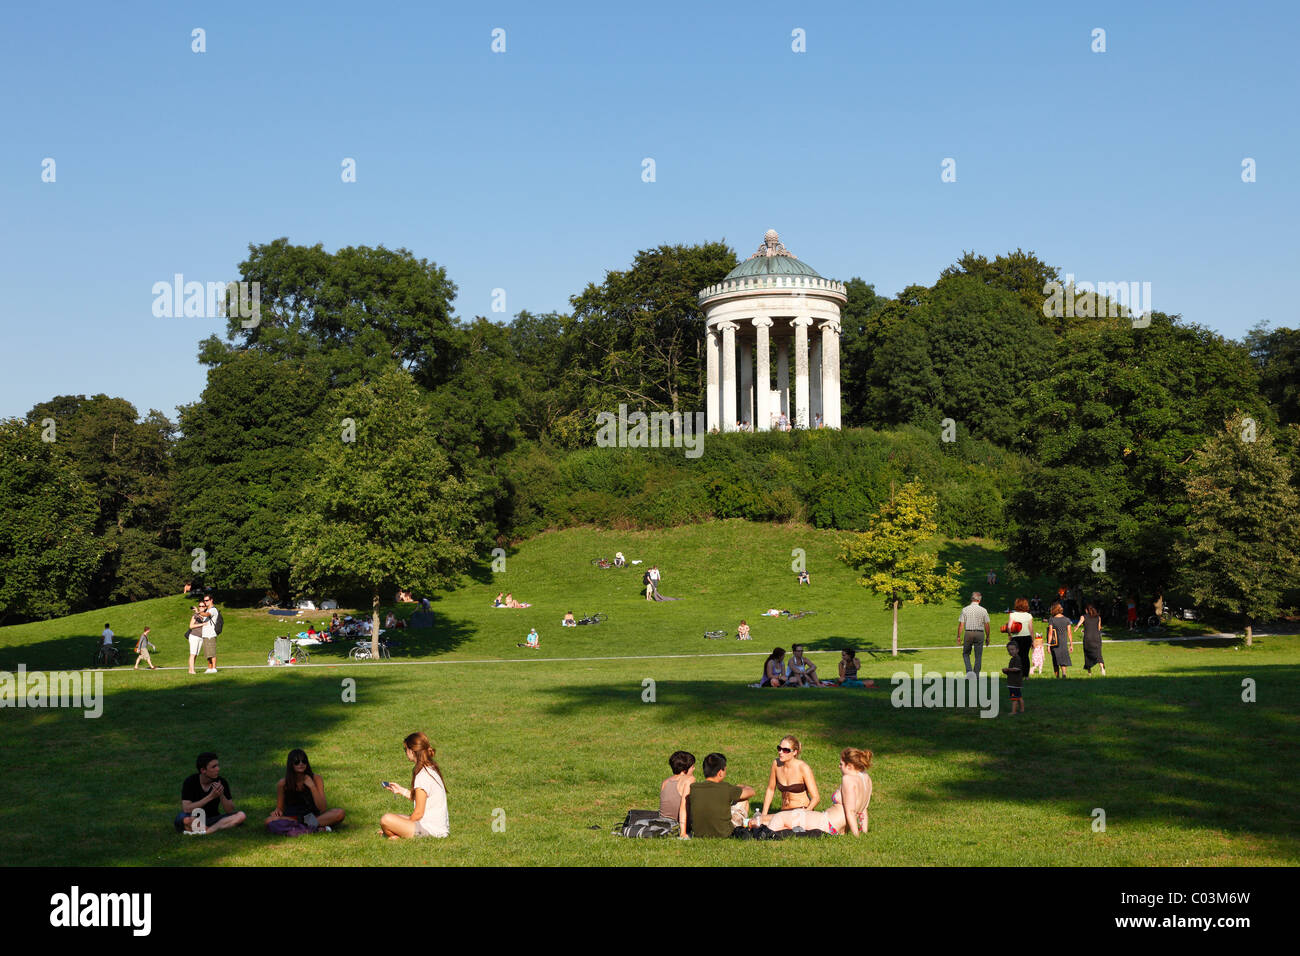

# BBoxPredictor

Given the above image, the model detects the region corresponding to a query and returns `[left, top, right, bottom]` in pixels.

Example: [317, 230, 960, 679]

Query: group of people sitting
[759, 645, 866, 688]
[658, 738, 872, 838]
[173, 732, 449, 841]
[493, 592, 530, 608]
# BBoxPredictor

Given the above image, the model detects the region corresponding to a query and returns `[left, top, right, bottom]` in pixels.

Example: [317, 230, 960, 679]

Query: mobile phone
[381, 781, 392, 789]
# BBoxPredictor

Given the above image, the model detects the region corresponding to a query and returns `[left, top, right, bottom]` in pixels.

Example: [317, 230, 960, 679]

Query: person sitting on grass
[684, 753, 755, 839]
[525, 627, 540, 648]
[737, 620, 751, 640]
[797, 569, 811, 586]
[785, 644, 820, 686]
[562, 611, 577, 627]
[493, 592, 505, 607]
[134, 627, 157, 670]
[760, 735, 820, 820]
[380, 732, 449, 839]
[834, 647, 863, 687]
[762, 747, 872, 836]
[762, 648, 788, 687]
[267, 748, 346, 832]
[614, 551, 626, 568]
[174, 752, 246, 834]
[660, 750, 696, 832]
[504, 592, 531, 609]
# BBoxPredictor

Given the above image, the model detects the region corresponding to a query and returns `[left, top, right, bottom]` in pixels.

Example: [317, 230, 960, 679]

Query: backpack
[615, 809, 678, 838]
[213, 610, 223, 635]
[266, 818, 310, 837]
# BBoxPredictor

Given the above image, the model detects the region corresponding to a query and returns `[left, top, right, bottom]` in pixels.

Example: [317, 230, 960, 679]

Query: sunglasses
[777, 746, 794, 754]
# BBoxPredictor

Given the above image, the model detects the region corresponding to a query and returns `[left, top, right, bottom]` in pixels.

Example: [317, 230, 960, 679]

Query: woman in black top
[1047, 603, 1073, 677]
[267, 748, 346, 831]
[1076, 604, 1105, 675]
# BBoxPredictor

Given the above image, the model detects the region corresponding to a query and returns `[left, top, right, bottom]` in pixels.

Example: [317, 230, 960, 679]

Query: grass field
[2, 520, 1296, 866]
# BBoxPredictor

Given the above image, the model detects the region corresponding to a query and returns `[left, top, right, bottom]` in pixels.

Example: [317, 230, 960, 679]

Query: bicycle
[704, 630, 726, 640]
[591, 558, 614, 569]
[576, 612, 606, 626]
[92, 644, 119, 667]
[349, 641, 391, 661]
[787, 610, 817, 621]
[290, 640, 311, 664]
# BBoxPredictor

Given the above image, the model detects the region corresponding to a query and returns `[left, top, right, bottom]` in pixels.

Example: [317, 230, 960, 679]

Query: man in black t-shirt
[174, 752, 246, 834]
[685, 753, 755, 838]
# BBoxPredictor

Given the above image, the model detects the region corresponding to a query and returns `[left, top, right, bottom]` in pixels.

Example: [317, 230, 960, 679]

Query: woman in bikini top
[761, 735, 820, 816]
[825, 748, 873, 835]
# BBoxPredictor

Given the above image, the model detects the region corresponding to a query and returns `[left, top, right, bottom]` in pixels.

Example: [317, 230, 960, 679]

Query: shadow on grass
[291, 613, 476, 662]
[535, 667, 1300, 846]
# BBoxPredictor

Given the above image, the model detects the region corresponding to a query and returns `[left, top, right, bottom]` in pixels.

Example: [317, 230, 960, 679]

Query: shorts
[174, 810, 226, 832]
[413, 820, 448, 838]
[202, 637, 218, 658]
[1009, 686, 1022, 700]
[188, 634, 204, 656]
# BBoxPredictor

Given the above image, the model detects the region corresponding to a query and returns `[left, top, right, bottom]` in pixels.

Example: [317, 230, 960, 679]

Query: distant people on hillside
[737, 620, 751, 640]
[835, 647, 864, 687]
[524, 627, 540, 648]
[614, 552, 626, 567]
[786, 645, 820, 686]
[796, 569, 811, 585]
[1077, 604, 1106, 675]
[396, 589, 415, 604]
[1125, 595, 1138, 630]
[562, 611, 577, 627]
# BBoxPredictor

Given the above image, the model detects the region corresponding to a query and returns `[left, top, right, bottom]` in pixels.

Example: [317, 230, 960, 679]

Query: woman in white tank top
[380, 732, 450, 839]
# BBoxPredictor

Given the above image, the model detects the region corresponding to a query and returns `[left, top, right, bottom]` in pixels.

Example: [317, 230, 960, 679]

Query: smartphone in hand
[381, 781, 392, 790]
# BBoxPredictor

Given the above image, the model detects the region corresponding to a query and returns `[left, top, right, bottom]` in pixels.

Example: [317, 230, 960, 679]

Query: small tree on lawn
[840, 480, 963, 656]
[1176, 414, 1300, 646]
[289, 368, 481, 656]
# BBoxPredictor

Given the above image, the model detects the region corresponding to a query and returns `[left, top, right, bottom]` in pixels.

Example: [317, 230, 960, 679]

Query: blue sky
[2, 0, 1296, 420]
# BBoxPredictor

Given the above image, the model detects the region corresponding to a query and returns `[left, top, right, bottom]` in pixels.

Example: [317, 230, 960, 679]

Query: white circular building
[698, 230, 846, 431]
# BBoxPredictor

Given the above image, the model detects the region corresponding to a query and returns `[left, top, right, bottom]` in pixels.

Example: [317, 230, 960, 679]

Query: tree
[567, 241, 737, 421]
[289, 368, 481, 654]
[24, 395, 178, 606]
[1244, 323, 1300, 426]
[840, 480, 963, 656]
[1176, 415, 1300, 645]
[0, 420, 104, 623]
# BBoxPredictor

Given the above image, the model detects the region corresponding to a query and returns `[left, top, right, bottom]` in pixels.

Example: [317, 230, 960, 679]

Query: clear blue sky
[2, 0, 1296, 420]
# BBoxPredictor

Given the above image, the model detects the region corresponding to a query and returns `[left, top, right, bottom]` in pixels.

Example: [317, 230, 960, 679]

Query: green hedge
[499, 425, 1025, 540]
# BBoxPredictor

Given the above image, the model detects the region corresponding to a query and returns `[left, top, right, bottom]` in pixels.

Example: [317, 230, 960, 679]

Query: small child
[1002, 640, 1025, 714]
[133, 627, 157, 670]
[737, 620, 751, 640]
[1029, 632, 1046, 676]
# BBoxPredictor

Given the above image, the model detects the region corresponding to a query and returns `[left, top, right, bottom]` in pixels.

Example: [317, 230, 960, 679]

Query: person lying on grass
[174, 752, 246, 834]
[761, 747, 872, 836]
[762, 648, 788, 687]
[504, 592, 531, 608]
[761, 735, 820, 819]
[267, 748, 345, 832]
[380, 732, 449, 839]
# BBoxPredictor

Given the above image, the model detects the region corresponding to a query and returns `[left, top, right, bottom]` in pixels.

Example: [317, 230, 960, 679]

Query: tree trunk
[371, 586, 381, 658]
[1245, 624, 1253, 647]
[892, 598, 899, 657]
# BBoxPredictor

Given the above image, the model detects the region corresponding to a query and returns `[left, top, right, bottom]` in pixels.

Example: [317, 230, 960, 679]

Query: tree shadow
[534, 667, 1300, 846]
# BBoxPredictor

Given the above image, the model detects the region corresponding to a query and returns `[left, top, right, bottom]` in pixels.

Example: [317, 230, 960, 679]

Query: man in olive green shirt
[685, 753, 755, 838]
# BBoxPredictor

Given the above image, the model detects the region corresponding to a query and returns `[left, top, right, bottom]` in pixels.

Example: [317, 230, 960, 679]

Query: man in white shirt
[958, 592, 991, 675]
[200, 594, 221, 674]
[101, 623, 114, 646]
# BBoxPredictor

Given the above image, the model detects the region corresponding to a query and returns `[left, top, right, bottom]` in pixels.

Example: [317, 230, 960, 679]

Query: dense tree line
[2, 237, 1296, 627]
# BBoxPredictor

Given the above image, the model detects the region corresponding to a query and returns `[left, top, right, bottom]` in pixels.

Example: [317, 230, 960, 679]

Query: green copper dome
[724, 229, 823, 280]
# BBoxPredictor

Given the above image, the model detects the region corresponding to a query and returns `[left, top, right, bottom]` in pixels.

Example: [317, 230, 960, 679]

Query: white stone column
[739, 339, 753, 428]
[810, 334, 823, 427]
[720, 321, 737, 431]
[777, 338, 789, 420]
[821, 319, 841, 429]
[753, 316, 772, 430]
[706, 326, 720, 432]
[792, 316, 812, 428]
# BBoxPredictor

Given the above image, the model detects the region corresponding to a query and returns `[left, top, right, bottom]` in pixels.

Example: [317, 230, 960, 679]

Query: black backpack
[615, 810, 678, 838]
[213, 610, 223, 635]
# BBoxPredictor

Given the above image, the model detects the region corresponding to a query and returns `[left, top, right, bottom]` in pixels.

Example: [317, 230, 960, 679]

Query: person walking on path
[1076, 604, 1106, 675]
[958, 592, 991, 675]
[133, 627, 157, 670]
[1047, 602, 1073, 677]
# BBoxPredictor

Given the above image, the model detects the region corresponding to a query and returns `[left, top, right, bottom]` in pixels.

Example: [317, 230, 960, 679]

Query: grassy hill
[1, 521, 1295, 867]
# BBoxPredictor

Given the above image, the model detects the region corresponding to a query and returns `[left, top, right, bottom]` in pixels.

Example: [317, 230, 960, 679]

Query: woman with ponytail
[380, 732, 450, 838]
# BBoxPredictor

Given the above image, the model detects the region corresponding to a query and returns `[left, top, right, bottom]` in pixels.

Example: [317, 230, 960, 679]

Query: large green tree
[840, 480, 963, 656]
[289, 368, 481, 653]
[1176, 415, 1300, 644]
[0, 420, 104, 623]
[24, 395, 178, 605]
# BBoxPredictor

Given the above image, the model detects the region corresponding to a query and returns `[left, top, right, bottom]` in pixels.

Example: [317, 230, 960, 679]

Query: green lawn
[1, 520, 1295, 866]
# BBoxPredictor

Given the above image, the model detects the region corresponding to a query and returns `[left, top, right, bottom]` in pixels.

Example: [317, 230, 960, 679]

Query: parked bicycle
[349, 640, 391, 661]
[575, 612, 607, 625]
[92, 643, 120, 667]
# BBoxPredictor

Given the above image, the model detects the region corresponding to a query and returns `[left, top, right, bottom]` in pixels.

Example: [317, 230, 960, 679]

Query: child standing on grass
[1003, 640, 1024, 714]
[1029, 632, 1045, 676]
[134, 627, 157, 670]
